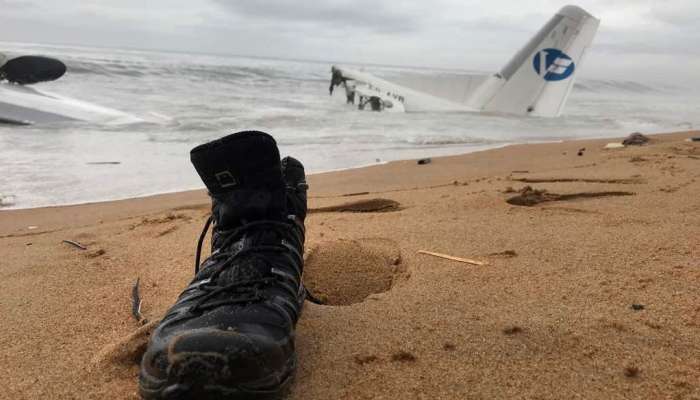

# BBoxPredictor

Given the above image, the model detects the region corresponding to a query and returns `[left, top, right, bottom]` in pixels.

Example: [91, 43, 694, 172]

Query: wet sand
[1, 131, 699, 399]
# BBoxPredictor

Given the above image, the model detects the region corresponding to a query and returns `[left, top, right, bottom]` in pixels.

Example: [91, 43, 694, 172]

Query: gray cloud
[651, 1, 700, 27]
[1, 0, 699, 85]
[0, 0, 33, 7]
[212, 0, 424, 33]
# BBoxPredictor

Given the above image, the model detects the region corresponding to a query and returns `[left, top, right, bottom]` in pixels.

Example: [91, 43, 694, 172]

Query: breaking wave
[64, 58, 319, 83]
[574, 79, 666, 94]
[404, 137, 503, 146]
[64, 57, 673, 95]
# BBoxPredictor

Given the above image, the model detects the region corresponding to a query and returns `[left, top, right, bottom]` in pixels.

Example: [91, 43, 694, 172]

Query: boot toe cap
[141, 327, 293, 387]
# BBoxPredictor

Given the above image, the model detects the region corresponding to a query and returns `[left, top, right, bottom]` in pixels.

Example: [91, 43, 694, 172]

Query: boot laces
[190, 216, 302, 312]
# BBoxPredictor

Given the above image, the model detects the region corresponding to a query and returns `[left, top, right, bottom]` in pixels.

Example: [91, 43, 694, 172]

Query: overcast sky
[1, 0, 699, 84]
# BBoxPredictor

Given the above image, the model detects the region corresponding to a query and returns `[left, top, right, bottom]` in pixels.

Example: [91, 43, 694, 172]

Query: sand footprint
[303, 238, 404, 305]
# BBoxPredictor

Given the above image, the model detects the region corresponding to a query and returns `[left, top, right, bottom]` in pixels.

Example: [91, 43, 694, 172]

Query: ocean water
[1, 42, 699, 209]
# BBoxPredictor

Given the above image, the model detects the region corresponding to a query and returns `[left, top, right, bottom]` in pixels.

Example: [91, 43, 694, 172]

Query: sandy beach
[1, 131, 699, 399]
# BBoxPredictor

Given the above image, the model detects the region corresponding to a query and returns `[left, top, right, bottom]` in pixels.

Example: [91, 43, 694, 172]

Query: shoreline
[1, 130, 699, 399]
[1, 141, 508, 212]
[0, 128, 675, 213]
[4, 126, 692, 212]
[0, 130, 694, 235]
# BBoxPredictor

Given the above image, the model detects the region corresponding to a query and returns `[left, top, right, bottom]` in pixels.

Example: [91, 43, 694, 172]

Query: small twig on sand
[131, 278, 145, 323]
[342, 191, 370, 197]
[418, 250, 487, 266]
[62, 240, 87, 250]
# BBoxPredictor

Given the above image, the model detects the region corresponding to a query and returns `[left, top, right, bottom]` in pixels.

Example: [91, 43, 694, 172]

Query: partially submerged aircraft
[329, 5, 600, 117]
[0, 54, 141, 125]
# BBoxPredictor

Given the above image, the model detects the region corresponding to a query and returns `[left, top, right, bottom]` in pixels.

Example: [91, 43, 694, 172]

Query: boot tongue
[190, 131, 286, 228]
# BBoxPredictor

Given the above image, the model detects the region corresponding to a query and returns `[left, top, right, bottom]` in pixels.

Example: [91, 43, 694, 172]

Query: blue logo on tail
[533, 49, 575, 81]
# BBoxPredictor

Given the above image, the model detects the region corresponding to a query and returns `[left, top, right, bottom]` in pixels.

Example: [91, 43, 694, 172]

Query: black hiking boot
[139, 131, 308, 400]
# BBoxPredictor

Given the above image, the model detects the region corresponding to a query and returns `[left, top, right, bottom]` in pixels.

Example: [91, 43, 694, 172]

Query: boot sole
[139, 354, 296, 400]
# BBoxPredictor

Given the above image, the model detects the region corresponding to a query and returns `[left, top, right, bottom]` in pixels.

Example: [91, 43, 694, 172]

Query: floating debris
[86, 161, 121, 165]
[0, 194, 16, 207]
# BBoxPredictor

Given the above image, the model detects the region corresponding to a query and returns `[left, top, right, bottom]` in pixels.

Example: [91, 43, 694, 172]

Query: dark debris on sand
[503, 326, 524, 335]
[443, 343, 457, 351]
[310, 198, 401, 213]
[354, 355, 379, 366]
[624, 366, 641, 378]
[391, 351, 417, 363]
[506, 186, 634, 207]
[85, 249, 106, 258]
[506, 186, 557, 206]
[490, 250, 518, 258]
[623, 132, 650, 146]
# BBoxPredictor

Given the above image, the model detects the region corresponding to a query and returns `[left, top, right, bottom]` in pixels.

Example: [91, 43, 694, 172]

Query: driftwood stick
[62, 239, 87, 250]
[418, 250, 487, 266]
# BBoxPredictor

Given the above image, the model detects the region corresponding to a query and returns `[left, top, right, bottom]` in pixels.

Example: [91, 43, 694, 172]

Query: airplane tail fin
[472, 5, 600, 117]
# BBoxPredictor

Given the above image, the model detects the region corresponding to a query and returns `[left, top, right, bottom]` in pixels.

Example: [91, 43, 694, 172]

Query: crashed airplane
[0, 54, 141, 125]
[329, 5, 600, 117]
